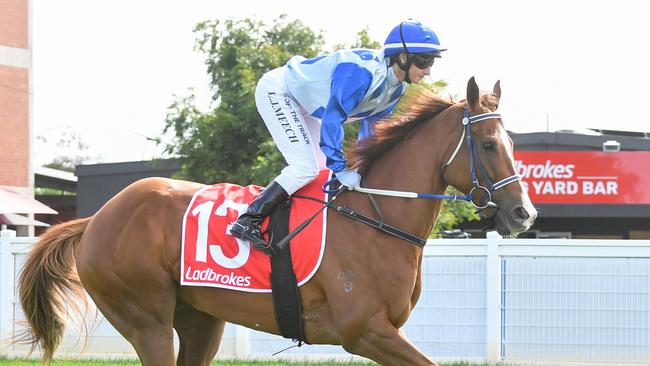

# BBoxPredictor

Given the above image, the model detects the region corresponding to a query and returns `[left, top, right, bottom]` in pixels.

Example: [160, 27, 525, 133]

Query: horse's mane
[349, 88, 455, 173]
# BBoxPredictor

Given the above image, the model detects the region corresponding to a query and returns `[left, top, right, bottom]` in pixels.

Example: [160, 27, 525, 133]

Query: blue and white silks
[285, 49, 406, 172]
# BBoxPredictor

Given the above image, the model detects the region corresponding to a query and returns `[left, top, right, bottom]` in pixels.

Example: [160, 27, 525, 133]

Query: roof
[0, 187, 58, 214]
[511, 131, 650, 151]
[35, 166, 77, 182]
[0, 213, 50, 227]
[589, 128, 650, 139]
[75, 159, 180, 177]
[35, 166, 77, 192]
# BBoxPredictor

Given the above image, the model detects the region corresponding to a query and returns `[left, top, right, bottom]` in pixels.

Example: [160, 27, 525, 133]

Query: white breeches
[255, 67, 326, 195]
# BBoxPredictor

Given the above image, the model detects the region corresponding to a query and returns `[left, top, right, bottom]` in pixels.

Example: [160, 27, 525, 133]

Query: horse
[18, 77, 536, 366]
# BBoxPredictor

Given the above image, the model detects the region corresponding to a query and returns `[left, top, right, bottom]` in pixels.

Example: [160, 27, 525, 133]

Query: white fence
[1, 229, 650, 364]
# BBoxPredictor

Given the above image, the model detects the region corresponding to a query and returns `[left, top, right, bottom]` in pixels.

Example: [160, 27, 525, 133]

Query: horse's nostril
[514, 206, 529, 220]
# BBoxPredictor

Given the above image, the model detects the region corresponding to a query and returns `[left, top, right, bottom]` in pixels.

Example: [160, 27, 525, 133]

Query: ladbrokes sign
[514, 151, 650, 204]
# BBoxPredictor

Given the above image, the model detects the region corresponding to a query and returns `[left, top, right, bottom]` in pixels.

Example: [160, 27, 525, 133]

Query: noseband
[445, 108, 521, 209]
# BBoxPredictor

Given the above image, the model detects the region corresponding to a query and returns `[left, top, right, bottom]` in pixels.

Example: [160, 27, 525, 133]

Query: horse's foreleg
[174, 301, 226, 366]
[343, 313, 437, 366]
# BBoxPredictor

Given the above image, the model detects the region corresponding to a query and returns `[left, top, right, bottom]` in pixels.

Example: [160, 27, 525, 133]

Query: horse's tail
[16, 217, 91, 364]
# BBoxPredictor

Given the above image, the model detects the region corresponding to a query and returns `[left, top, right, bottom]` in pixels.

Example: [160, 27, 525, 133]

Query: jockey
[230, 20, 446, 252]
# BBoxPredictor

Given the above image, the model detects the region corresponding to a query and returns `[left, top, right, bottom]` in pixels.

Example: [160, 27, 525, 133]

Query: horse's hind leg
[174, 301, 226, 366]
[88, 292, 177, 365]
[78, 252, 178, 365]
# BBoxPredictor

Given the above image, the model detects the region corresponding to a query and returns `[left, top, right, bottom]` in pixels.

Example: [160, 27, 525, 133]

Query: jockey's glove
[336, 169, 361, 190]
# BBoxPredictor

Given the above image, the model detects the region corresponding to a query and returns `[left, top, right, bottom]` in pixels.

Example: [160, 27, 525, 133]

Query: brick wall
[0, 0, 29, 48]
[0, 64, 29, 187]
[0, 0, 30, 188]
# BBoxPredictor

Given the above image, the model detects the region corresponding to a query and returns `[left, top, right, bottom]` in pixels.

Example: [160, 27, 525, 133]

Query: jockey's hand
[336, 169, 361, 190]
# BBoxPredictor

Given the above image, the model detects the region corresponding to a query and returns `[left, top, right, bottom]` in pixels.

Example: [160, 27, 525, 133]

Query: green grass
[0, 361, 372, 366]
[0, 358, 493, 366]
[2, 359, 373, 366]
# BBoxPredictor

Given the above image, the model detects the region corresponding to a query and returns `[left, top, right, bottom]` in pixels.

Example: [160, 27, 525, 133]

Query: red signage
[514, 151, 650, 204]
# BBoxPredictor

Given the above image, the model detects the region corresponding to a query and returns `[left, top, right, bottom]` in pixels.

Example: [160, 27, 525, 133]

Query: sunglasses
[410, 53, 436, 69]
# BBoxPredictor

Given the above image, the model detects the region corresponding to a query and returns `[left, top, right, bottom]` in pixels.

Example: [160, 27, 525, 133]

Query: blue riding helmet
[384, 20, 446, 57]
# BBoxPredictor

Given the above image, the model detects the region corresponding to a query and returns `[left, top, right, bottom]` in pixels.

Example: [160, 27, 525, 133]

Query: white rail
[2, 229, 649, 365]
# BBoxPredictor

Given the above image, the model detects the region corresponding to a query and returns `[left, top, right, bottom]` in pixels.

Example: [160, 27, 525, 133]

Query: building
[75, 159, 181, 217]
[0, 0, 52, 235]
[1, 0, 32, 195]
[459, 130, 650, 239]
[33, 166, 77, 233]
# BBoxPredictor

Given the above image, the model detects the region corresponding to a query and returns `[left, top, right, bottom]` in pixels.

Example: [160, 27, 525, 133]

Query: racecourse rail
[1, 229, 649, 365]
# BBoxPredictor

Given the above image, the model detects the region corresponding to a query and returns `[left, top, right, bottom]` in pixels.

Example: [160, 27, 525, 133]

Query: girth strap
[267, 199, 308, 345]
[335, 205, 427, 247]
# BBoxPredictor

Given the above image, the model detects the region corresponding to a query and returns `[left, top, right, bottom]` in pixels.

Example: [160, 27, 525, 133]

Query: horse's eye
[482, 142, 495, 151]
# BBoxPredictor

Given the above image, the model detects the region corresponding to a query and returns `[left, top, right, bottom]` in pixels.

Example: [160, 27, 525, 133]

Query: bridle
[324, 107, 522, 210]
[444, 107, 522, 209]
[312, 107, 524, 247]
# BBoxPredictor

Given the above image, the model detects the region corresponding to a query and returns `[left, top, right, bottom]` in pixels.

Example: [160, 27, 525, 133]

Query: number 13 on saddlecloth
[191, 199, 251, 269]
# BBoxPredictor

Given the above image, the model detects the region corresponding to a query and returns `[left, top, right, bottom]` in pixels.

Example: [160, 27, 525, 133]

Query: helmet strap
[398, 22, 413, 84]
[396, 55, 413, 84]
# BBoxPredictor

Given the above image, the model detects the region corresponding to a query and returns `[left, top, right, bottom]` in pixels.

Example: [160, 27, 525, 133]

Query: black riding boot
[230, 181, 289, 252]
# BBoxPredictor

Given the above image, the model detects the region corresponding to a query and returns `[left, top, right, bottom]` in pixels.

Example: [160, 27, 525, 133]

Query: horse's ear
[492, 80, 501, 102]
[493, 80, 501, 103]
[467, 77, 480, 110]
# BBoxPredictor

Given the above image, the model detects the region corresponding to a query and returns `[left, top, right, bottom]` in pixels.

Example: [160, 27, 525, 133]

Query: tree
[162, 20, 387, 185]
[333, 27, 381, 50]
[37, 127, 101, 172]
[431, 187, 480, 237]
[162, 16, 324, 185]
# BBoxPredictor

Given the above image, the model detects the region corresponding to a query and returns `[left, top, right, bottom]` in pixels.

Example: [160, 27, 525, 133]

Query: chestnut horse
[18, 77, 536, 365]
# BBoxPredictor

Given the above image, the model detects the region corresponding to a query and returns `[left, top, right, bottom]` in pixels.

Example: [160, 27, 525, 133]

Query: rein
[281, 192, 428, 249]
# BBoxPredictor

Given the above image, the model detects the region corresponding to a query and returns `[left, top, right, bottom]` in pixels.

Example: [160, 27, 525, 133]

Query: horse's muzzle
[484, 203, 537, 237]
